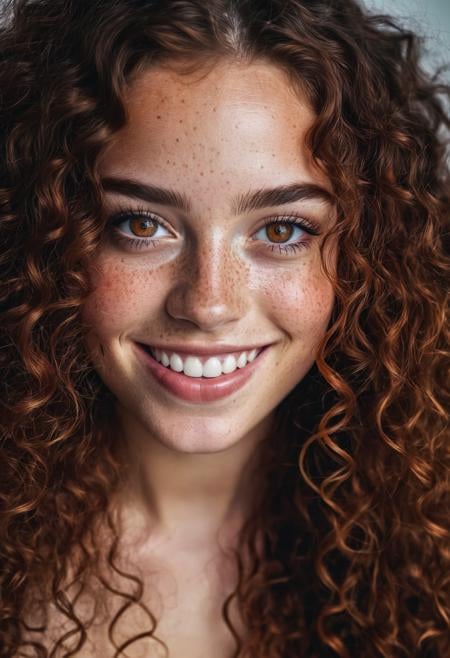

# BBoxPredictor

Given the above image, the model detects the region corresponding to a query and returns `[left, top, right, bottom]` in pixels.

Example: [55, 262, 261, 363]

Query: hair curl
[0, 0, 449, 656]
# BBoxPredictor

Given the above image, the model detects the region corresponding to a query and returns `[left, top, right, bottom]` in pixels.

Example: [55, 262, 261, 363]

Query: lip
[134, 342, 271, 403]
[137, 341, 270, 359]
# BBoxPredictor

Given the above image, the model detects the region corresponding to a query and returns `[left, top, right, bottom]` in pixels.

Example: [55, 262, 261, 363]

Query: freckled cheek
[81, 263, 167, 338]
[259, 269, 334, 336]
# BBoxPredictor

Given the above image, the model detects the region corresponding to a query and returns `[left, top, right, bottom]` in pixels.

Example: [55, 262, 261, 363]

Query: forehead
[129, 60, 312, 111]
[128, 57, 311, 113]
[99, 59, 329, 200]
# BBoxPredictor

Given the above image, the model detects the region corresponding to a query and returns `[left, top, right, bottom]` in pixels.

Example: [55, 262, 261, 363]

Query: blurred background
[362, 0, 450, 80]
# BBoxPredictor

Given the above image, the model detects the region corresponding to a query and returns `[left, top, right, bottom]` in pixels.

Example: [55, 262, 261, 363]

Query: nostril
[165, 283, 244, 330]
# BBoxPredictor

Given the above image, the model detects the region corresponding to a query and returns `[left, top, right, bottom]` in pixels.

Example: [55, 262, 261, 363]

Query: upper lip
[136, 341, 271, 357]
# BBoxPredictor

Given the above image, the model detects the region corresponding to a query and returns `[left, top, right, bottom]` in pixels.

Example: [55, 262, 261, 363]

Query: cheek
[81, 260, 166, 339]
[258, 264, 334, 337]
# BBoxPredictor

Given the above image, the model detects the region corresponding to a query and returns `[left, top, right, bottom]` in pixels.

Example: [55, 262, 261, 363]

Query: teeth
[202, 357, 222, 378]
[183, 356, 203, 378]
[149, 347, 262, 378]
[169, 353, 183, 372]
[247, 348, 257, 362]
[222, 354, 237, 374]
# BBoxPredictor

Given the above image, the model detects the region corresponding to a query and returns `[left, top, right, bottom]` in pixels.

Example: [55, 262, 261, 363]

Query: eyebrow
[101, 175, 335, 215]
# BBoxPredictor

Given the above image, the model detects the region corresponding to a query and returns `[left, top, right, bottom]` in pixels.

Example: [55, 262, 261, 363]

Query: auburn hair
[0, 1, 448, 656]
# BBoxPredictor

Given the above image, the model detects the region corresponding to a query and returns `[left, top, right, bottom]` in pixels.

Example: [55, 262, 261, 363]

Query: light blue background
[362, 0, 450, 80]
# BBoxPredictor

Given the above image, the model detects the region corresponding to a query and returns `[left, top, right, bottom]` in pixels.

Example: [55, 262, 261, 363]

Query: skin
[81, 58, 337, 554]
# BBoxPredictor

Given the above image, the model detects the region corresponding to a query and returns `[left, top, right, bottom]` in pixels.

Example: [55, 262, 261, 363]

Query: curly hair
[0, 0, 448, 656]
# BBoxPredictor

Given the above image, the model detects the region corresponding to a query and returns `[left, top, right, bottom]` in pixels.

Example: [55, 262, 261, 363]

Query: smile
[148, 346, 262, 378]
[134, 342, 271, 403]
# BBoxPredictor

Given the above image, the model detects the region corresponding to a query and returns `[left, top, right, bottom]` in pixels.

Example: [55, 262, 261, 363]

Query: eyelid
[105, 205, 322, 257]
[107, 205, 322, 235]
[107, 204, 177, 236]
[257, 212, 321, 235]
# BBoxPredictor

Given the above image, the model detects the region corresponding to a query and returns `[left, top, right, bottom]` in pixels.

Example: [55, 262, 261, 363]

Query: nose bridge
[166, 235, 247, 329]
[192, 235, 234, 297]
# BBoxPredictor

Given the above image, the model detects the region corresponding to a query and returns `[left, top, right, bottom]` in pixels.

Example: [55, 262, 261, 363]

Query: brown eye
[129, 217, 158, 238]
[265, 222, 294, 243]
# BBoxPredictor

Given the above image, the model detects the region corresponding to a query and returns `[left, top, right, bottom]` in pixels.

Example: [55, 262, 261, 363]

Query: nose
[165, 240, 247, 331]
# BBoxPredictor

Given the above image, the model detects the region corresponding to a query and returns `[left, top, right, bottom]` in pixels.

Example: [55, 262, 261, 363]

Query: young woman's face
[82, 59, 337, 453]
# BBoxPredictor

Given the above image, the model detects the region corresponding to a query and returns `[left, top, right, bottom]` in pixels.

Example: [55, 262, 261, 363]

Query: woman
[0, 0, 448, 656]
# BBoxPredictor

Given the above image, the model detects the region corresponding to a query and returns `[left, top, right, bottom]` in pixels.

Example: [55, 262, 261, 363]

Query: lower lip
[134, 343, 271, 403]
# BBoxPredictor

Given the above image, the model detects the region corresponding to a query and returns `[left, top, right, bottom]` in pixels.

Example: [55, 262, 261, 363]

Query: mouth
[134, 342, 271, 403]
[140, 343, 266, 378]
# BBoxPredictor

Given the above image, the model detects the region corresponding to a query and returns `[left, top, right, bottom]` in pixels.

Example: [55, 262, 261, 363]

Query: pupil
[267, 223, 292, 243]
[130, 217, 157, 237]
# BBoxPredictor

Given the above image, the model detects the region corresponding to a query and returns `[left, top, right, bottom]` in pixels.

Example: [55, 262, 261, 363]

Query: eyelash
[105, 204, 321, 255]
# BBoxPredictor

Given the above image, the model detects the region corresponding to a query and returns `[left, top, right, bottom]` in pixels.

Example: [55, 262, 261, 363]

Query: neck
[112, 406, 274, 548]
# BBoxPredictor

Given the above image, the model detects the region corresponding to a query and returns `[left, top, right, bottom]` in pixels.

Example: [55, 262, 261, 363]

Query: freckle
[157, 115, 161, 119]
[181, 99, 185, 103]
[176, 138, 179, 142]
[200, 171, 204, 176]
[193, 126, 197, 131]
[260, 165, 264, 169]
[179, 119, 183, 124]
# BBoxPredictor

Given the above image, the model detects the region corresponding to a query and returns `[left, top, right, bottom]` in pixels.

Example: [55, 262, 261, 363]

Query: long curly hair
[0, 0, 448, 656]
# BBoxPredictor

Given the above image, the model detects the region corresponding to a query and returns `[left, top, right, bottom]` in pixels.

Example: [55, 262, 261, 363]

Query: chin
[123, 403, 252, 455]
